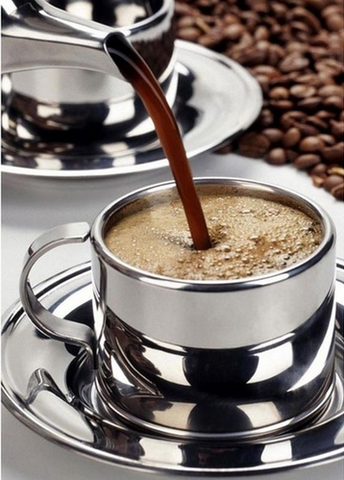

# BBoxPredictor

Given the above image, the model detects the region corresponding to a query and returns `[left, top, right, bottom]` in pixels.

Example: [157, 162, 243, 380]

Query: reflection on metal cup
[90, 178, 337, 439]
[19, 178, 337, 440]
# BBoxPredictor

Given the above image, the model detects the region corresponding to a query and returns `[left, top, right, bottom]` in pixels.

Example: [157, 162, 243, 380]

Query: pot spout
[1, 0, 127, 80]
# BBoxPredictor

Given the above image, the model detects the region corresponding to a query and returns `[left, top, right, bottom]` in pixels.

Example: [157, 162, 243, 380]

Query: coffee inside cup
[104, 184, 323, 280]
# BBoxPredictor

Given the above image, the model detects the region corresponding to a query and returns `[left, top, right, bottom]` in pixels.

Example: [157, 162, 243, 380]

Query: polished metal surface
[1, 0, 173, 77]
[2, 261, 344, 475]
[1, 0, 179, 177]
[91, 179, 336, 348]
[19, 222, 96, 362]
[1, 42, 263, 177]
[18, 178, 337, 440]
[90, 179, 336, 438]
[97, 296, 336, 440]
[2, 0, 126, 77]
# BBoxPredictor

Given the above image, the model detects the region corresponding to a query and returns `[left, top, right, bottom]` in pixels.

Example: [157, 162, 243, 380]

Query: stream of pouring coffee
[106, 33, 211, 250]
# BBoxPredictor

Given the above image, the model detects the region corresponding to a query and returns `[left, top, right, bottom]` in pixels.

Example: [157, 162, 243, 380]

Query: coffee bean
[309, 46, 328, 60]
[318, 134, 336, 146]
[322, 5, 343, 17]
[290, 20, 312, 36]
[317, 71, 337, 86]
[178, 16, 196, 28]
[323, 96, 343, 110]
[300, 136, 325, 152]
[317, 110, 336, 120]
[323, 174, 344, 191]
[283, 127, 302, 148]
[176, 0, 344, 200]
[297, 123, 320, 137]
[331, 183, 344, 200]
[311, 175, 325, 187]
[280, 111, 307, 129]
[327, 166, 344, 177]
[279, 53, 310, 73]
[252, 65, 280, 78]
[197, 0, 218, 9]
[247, 0, 269, 13]
[262, 128, 284, 144]
[237, 46, 269, 66]
[310, 164, 328, 187]
[224, 24, 245, 41]
[270, 100, 294, 110]
[294, 154, 321, 169]
[322, 144, 344, 163]
[297, 96, 322, 111]
[316, 59, 343, 77]
[330, 121, 344, 138]
[255, 75, 270, 94]
[259, 109, 275, 128]
[290, 84, 317, 98]
[290, 6, 322, 33]
[267, 44, 284, 65]
[318, 85, 344, 97]
[237, 132, 271, 158]
[254, 25, 270, 41]
[177, 27, 200, 42]
[269, 72, 298, 87]
[175, 2, 196, 16]
[270, 2, 288, 19]
[297, 73, 323, 87]
[310, 163, 328, 176]
[325, 14, 344, 32]
[304, 0, 325, 10]
[286, 41, 307, 54]
[267, 148, 288, 165]
[269, 87, 289, 100]
[306, 116, 328, 130]
[198, 31, 224, 48]
[286, 149, 299, 162]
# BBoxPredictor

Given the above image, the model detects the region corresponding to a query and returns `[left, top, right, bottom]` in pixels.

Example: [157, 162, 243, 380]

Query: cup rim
[90, 177, 336, 291]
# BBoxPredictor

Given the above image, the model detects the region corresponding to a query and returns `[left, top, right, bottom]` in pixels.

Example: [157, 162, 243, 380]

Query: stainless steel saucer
[2, 261, 343, 476]
[1, 41, 262, 178]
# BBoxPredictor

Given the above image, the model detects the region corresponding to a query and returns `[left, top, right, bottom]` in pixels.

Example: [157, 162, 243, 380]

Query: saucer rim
[1, 261, 343, 476]
[1, 40, 263, 179]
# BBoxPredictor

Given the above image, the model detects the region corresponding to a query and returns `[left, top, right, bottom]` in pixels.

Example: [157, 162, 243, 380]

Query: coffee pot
[1, 0, 133, 79]
[1, 0, 176, 172]
[2, 0, 176, 79]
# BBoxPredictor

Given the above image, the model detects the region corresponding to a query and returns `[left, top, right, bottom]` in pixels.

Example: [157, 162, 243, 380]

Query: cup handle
[19, 222, 96, 364]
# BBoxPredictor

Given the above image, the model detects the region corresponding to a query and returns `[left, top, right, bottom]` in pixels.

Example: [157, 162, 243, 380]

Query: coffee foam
[104, 185, 323, 281]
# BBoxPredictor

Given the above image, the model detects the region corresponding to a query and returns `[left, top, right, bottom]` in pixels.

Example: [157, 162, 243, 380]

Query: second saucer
[2, 41, 262, 178]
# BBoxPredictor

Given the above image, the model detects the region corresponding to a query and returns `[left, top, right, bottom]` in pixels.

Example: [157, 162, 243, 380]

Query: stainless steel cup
[2, 0, 176, 159]
[20, 178, 337, 440]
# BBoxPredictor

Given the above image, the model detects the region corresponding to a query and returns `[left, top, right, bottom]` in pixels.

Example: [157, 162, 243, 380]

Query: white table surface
[2, 152, 344, 479]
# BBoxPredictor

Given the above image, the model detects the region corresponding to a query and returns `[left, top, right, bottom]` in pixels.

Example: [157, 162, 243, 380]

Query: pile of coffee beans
[175, 0, 344, 200]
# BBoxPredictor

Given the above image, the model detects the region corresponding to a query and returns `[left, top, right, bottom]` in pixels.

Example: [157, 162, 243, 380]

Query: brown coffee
[104, 186, 323, 280]
[106, 34, 211, 250]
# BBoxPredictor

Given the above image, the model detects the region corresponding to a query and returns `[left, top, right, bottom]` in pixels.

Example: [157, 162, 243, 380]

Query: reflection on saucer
[1, 262, 344, 474]
[1, 40, 262, 178]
